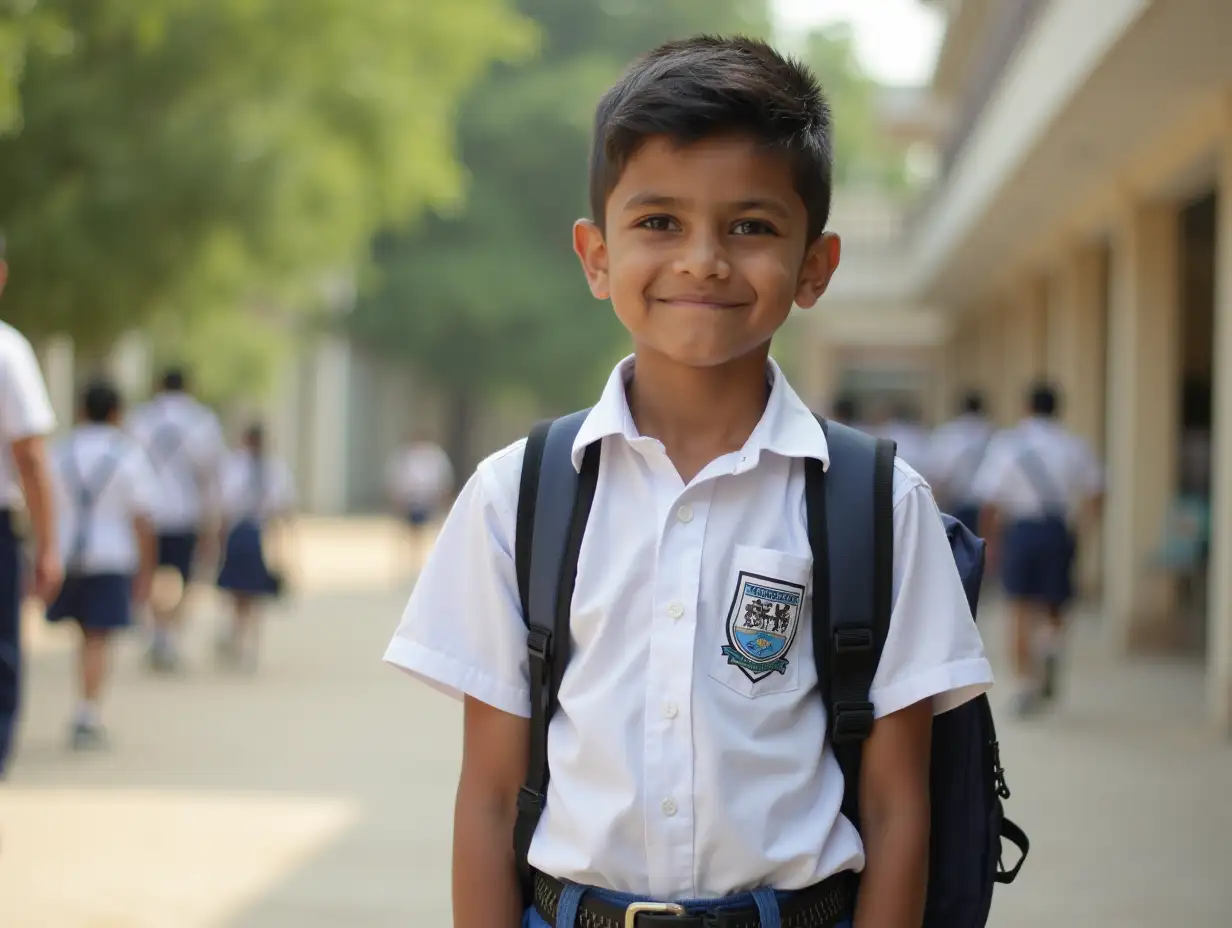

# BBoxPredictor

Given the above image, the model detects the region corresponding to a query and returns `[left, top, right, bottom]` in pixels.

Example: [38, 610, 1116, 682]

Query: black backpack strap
[512, 410, 598, 895]
[810, 416, 896, 827]
[996, 818, 1030, 884]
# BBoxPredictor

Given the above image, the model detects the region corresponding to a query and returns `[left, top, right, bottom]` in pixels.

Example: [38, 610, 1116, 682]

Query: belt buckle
[624, 901, 687, 927]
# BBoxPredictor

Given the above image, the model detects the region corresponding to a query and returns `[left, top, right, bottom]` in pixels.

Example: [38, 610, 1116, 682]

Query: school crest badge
[721, 571, 804, 682]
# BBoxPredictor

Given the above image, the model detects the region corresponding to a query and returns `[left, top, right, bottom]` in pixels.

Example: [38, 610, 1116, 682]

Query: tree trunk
[444, 385, 476, 479]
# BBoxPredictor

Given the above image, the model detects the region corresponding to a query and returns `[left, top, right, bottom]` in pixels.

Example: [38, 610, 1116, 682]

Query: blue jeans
[521, 883, 853, 928]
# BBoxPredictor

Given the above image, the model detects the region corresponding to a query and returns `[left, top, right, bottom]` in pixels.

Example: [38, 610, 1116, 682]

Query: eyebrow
[621, 193, 794, 220]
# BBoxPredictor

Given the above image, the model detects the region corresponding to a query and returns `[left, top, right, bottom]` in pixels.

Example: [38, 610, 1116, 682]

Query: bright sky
[772, 0, 945, 86]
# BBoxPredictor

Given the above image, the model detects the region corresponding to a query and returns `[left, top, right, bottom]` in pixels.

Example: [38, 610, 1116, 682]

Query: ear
[573, 219, 610, 300]
[793, 232, 841, 309]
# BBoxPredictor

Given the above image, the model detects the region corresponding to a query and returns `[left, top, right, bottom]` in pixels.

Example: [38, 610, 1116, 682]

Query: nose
[672, 228, 731, 281]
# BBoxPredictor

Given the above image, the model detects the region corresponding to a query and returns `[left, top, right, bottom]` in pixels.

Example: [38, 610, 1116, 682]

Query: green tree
[0, 0, 534, 358]
[350, 0, 768, 470]
[804, 23, 910, 191]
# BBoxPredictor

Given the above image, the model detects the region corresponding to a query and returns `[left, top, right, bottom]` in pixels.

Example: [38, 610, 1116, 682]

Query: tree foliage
[0, 0, 535, 353]
[349, 0, 770, 448]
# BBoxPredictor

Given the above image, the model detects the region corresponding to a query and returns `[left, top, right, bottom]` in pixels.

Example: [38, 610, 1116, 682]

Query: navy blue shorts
[1001, 516, 1076, 608]
[46, 573, 133, 632]
[157, 532, 199, 584]
[0, 511, 23, 774]
[217, 520, 278, 596]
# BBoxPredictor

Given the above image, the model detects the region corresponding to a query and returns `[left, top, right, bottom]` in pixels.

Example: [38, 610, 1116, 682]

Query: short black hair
[82, 380, 120, 423]
[243, 422, 265, 452]
[590, 35, 833, 242]
[961, 390, 985, 415]
[832, 394, 859, 423]
[1028, 381, 1059, 417]
[161, 367, 187, 392]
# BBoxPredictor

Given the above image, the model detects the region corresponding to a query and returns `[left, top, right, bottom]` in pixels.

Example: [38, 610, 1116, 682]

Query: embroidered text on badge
[721, 571, 804, 682]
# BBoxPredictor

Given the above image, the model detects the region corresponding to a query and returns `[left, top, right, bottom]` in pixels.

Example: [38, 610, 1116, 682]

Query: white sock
[73, 702, 100, 727]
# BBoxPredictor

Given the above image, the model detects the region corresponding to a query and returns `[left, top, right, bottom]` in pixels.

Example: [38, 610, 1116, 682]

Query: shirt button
[676, 504, 694, 524]
[663, 702, 679, 719]
[661, 797, 677, 817]
[666, 601, 684, 620]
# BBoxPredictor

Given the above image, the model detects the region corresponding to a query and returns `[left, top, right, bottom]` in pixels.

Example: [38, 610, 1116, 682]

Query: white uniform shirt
[927, 414, 994, 506]
[971, 417, 1103, 521]
[385, 441, 454, 510]
[0, 322, 57, 507]
[127, 392, 227, 532]
[217, 450, 296, 523]
[52, 425, 158, 574]
[385, 358, 993, 900]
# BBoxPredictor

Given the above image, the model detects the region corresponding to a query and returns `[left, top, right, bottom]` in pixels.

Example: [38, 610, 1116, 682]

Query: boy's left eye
[731, 219, 777, 236]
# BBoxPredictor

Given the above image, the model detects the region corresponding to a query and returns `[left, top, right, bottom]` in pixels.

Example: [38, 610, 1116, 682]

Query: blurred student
[972, 382, 1103, 716]
[927, 390, 994, 534]
[0, 236, 62, 775]
[46, 380, 157, 749]
[872, 400, 930, 472]
[128, 367, 226, 672]
[215, 423, 295, 673]
[828, 393, 861, 428]
[385, 432, 453, 567]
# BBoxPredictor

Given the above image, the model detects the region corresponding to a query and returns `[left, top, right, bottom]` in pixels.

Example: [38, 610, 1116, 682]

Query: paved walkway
[1, 523, 1229, 926]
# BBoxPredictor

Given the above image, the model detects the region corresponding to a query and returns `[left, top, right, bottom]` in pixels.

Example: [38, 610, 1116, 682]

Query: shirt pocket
[708, 544, 812, 699]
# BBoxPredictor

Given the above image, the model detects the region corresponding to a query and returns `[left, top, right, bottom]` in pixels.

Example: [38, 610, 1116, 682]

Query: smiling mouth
[654, 297, 749, 310]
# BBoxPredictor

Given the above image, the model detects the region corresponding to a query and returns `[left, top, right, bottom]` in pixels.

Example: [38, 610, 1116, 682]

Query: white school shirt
[970, 417, 1103, 521]
[217, 450, 296, 522]
[127, 392, 227, 532]
[385, 442, 454, 509]
[52, 425, 159, 574]
[927, 414, 994, 505]
[0, 322, 57, 508]
[385, 357, 993, 900]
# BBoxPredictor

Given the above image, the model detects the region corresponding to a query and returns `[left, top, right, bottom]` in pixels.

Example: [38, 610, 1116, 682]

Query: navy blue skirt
[157, 531, 199, 584]
[217, 520, 278, 596]
[46, 573, 133, 631]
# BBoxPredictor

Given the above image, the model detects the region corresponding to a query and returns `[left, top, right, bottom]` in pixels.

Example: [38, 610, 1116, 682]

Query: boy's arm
[454, 696, 528, 928]
[853, 699, 933, 928]
[12, 435, 61, 602]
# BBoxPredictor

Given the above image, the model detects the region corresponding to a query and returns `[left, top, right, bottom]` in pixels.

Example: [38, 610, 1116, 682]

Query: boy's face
[574, 134, 839, 368]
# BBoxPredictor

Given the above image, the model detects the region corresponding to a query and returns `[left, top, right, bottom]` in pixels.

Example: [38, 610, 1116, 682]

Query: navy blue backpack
[512, 412, 1028, 926]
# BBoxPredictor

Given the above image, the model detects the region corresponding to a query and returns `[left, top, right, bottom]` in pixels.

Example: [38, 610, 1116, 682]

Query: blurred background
[3, 0, 1231, 925]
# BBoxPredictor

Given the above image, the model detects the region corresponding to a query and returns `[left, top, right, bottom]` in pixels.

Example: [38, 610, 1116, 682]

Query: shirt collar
[570, 355, 830, 471]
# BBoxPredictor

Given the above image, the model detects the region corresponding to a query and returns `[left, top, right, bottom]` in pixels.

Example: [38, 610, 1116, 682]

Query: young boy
[47, 380, 157, 748]
[385, 36, 992, 928]
[127, 366, 227, 672]
[973, 382, 1102, 716]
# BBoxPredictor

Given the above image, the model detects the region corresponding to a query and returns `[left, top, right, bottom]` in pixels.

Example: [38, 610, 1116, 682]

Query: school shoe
[147, 643, 181, 674]
[1040, 650, 1061, 703]
[1011, 690, 1045, 719]
[70, 720, 109, 751]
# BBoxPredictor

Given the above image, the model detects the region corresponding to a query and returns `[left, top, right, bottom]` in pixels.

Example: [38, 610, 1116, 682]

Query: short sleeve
[0, 332, 56, 443]
[120, 445, 161, 518]
[383, 447, 529, 717]
[970, 434, 1011, 505]
[870, 471, 994, 718]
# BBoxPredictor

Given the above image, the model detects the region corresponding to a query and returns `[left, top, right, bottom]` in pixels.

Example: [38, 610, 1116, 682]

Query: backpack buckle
[517, 786, 545, 815]
[833, 627, 873, 654]
[831, 700, 875, 743]
[527, 626, 552, 661]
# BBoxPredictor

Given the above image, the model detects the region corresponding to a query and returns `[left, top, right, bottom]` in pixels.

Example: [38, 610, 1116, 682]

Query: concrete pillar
[1209, 130, 1232, 736]
[107, 330, 152, 404]
[1104, 201, 1181, 650]
[39, 335, 75, 436]
[1048, 245, 1107, 454]
[305, 334, 352, 515]
[975, 308, 1009, 426]
[1049, 245, 1108, 601]
[1004, 278, 1048, 418]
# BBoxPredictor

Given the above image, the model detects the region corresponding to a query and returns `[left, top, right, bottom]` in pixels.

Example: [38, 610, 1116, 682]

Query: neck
[626, 346, 772, 479]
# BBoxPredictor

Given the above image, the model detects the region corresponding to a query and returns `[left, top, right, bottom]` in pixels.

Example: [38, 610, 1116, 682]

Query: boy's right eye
[636, 215, 678, 232]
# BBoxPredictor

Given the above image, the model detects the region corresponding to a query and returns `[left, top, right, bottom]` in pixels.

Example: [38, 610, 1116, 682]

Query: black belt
[533, 870, 854, 928]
